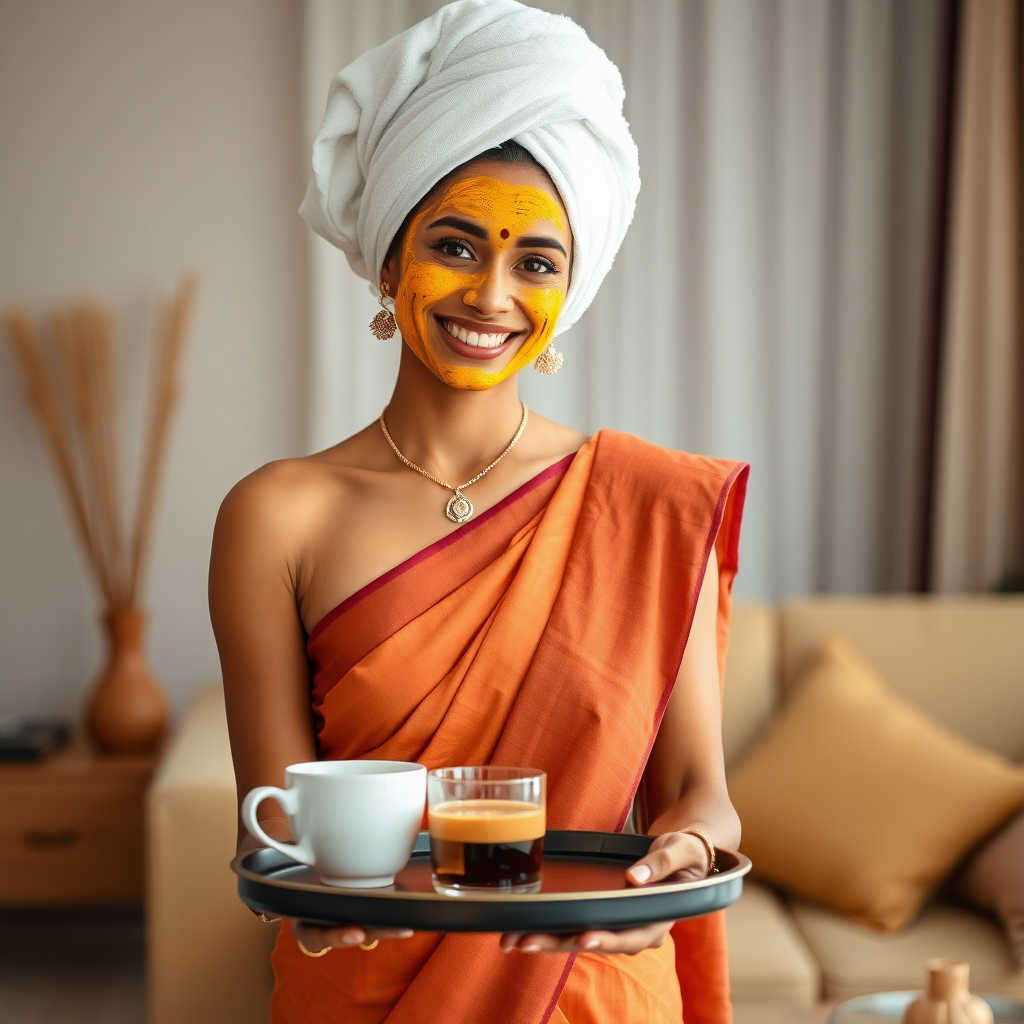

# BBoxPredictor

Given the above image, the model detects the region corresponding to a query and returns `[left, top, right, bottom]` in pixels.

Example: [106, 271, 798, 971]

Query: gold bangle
[677, 827, 717, 875]
[359, 940, 379, 951]
[297, 938, 331, 958]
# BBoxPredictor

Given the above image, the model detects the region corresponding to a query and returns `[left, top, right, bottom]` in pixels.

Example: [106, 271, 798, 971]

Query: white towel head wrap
[299, 0, 640, 336]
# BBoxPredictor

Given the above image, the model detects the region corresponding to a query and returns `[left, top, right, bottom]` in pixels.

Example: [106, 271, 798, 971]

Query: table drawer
[0, 781, 147, 903]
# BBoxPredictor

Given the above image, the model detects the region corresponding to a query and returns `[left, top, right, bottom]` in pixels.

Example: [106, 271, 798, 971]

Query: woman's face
[383, 160, 572, 391]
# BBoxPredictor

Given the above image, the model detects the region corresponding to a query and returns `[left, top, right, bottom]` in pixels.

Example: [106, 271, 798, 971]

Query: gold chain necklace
[380, 403, 529, 524]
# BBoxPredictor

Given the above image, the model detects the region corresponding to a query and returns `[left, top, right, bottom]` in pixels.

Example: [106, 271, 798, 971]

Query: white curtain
[304, 0, 949, 600]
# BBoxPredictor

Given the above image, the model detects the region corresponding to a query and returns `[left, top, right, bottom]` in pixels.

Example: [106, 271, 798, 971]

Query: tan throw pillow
[953, 808, 1024, 967]
[727, 636, 1024, 932]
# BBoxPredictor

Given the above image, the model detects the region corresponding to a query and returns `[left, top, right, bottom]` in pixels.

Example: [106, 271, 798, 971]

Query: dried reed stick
[128, 276, 196, 606]
[53, 308, 114, 603]
[86, 305, 128, 604]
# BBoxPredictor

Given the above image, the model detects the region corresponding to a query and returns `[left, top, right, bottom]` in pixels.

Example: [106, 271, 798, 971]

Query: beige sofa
[148, 597, 1024, 1023]
[720, 597, 1024, 1017]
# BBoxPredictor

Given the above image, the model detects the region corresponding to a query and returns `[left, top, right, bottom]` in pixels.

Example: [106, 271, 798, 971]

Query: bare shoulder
[217, 457, 325, 543]
[213, 422, 399, 595]
[220, 424, 381, 519]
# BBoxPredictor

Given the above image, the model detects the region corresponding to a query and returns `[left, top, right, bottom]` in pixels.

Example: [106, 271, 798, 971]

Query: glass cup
[427, 767, 546, 895]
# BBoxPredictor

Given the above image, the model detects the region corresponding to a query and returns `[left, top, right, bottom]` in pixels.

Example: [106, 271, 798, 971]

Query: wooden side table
[0, 737, 158, 903]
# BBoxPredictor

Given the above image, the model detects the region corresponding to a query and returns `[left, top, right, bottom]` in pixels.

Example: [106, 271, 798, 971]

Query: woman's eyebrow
[516, 235, 567, 257]
[426, 215, 487, 239]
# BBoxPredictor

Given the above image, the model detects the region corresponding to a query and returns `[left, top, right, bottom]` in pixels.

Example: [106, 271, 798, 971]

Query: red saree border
[541, 954, 579, 1024]
[307, 451, 577, 648]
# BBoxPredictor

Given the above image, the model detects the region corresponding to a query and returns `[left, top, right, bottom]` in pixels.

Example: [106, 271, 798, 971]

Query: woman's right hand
[293, 920, 414, 953]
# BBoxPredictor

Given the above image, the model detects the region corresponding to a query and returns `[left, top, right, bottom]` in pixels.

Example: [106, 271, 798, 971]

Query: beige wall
[0, 0, 307, 721]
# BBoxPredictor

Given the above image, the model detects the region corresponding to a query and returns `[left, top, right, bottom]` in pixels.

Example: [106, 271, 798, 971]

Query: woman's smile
[434, 314, 525, 360]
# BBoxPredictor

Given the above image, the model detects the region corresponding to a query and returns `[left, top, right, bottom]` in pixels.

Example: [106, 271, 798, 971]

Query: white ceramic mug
[242, 760, 426, 888]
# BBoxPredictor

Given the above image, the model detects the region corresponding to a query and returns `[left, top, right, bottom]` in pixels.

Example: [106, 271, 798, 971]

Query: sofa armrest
[147, 685, 277, 1024]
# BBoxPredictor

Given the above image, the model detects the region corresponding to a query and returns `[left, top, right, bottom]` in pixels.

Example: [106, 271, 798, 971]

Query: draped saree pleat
[270, 430, 748, 1024]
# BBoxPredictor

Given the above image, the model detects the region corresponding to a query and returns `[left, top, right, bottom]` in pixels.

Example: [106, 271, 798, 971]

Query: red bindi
[500, 228, 510, 240]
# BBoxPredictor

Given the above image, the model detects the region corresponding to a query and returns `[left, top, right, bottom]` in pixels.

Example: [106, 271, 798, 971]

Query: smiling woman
[384, 162, 570, 390]
[209, 2, 747, 1023]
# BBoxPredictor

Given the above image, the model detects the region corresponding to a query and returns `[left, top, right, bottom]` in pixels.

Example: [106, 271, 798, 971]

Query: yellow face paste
[394, 175, 567, 390]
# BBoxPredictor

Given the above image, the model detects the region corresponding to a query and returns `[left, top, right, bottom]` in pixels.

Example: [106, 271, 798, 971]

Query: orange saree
[270, 430, 748, 1024]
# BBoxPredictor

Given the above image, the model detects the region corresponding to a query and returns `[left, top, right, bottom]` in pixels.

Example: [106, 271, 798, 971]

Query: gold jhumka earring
[533, 343, 563, 374]
[369, 282, 397, 339]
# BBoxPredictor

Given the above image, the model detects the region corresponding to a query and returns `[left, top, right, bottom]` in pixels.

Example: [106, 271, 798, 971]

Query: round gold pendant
[446, 491, 474, 524]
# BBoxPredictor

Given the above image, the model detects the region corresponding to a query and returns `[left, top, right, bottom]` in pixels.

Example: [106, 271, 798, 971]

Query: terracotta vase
[86, 608, 168, 754]
[903, 960, 994, 1024]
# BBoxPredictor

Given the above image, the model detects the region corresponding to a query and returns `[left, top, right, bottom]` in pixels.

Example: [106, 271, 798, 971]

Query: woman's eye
[433, 238, 475, 260]
[520, 256, 556, 275]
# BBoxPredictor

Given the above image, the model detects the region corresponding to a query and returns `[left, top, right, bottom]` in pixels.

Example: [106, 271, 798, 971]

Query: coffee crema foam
[428, 799, 546, 844]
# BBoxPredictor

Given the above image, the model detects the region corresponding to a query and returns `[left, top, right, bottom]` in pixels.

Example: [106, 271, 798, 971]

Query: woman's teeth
[442, 320, 513, 349]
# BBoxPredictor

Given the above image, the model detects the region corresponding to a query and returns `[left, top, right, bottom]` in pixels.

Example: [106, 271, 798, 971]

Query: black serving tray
[233, 830, 750, 934]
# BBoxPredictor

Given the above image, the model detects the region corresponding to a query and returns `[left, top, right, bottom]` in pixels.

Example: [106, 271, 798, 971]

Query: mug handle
[241, 786, 314, 866]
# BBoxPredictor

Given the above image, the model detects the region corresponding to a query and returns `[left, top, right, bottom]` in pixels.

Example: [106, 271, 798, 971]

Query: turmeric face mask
[393, 175, 568, 390]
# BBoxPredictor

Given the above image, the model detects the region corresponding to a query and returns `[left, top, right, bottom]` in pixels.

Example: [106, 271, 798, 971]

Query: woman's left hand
[499, 831, 710, 955]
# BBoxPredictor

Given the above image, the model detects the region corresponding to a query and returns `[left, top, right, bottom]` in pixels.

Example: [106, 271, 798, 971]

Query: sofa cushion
[780, 597, 1024, 760]
[726, 880, 820, 1005]
[727, 636, 1024, 931]
[722, 603, 779, 768]
[790, 897, 1024, 1002]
